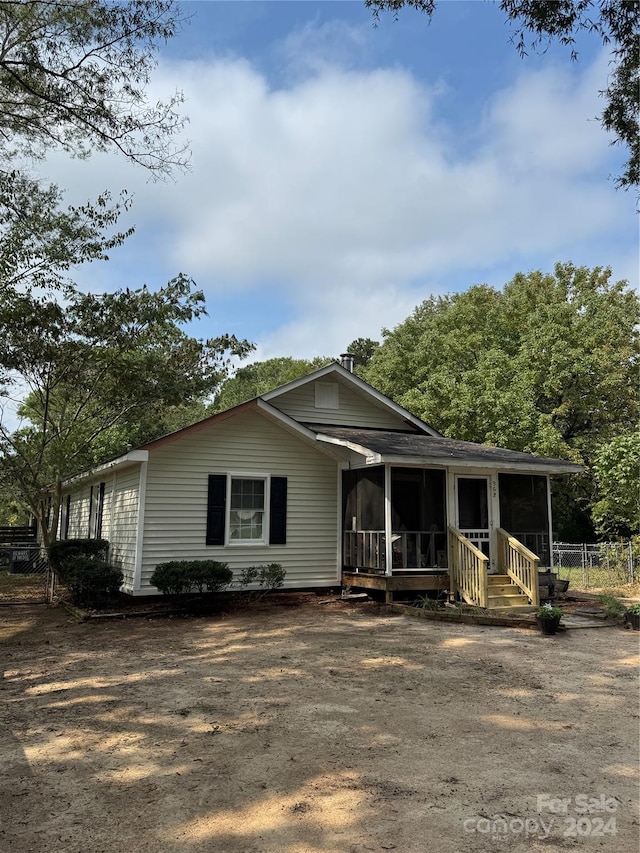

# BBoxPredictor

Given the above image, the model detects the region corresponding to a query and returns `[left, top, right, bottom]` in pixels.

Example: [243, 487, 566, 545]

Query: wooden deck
[342, 570, 449, 603]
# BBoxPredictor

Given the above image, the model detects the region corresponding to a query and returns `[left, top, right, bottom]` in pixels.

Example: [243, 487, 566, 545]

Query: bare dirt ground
[1, 599, 638, 853]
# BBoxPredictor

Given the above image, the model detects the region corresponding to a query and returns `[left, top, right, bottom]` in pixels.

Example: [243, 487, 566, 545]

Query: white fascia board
[255, 400, 352, 461]
[378, 455, 583, 474]
[313, 432, 381, 463]
[62, 450, 149, 488]
[261, 361, 440, 437]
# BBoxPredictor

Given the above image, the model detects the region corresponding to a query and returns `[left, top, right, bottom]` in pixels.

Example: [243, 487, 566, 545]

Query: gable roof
[262, 361, 442, 437]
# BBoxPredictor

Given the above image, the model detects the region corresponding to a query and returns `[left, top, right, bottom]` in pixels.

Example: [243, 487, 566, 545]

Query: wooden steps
[485, 574, 534, 610]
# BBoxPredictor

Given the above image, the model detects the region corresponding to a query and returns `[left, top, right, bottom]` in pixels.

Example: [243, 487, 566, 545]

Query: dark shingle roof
[303, 424, 582, 472]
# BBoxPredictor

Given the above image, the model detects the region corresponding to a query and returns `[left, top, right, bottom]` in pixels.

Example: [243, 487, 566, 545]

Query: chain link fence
[552, 541, 637, 589]
[0, 544, 51, 603]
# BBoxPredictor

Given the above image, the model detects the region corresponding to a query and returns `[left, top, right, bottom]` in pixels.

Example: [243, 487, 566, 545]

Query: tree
[592, 432, 640, 537]
[366, 0, 640, 190]
[346, 338, 380, 375]
[0, 173, 132, 301]
[0, 1, 189, 309]
[211, 356, 332, 412]
[0, 277, 253, 545]
[364, 263, 639, 538]
[0, 0, 188, 175]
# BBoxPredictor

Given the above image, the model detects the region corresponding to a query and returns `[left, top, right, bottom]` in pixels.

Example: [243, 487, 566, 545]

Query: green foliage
[238, 563, 287, 599]
[48, 538, 109, 573]
[0, 278, 253, 545]
[0, 0, 187, 175]
[151, 560, 233, 597]
[625, 603, 640, 615]
[535, 604, 563, 620]
[212, 357, 331, 412]
[0, 176, 133, 299]
[47, 538, 120, 606]
[592, 432, 640, 537]
[346, 338, 380, 376]
[597, 593, 626, 618]
[60, 556, 123, 607]
[364, 264, 639, 539]
[0, 493, 30, 526]
[413, 594, 441, 610]
[366, 0, 639, 190]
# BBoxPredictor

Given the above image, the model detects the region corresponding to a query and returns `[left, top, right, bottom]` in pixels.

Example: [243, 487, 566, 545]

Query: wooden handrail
[497, 527, 540, 606]
[448, 525, 489, 608]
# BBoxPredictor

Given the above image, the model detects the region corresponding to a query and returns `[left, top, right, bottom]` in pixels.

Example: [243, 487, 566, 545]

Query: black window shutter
[87, 485, 94, 537]
[269, 477, 287, 545]
[206, 475, 227, 545]
[96, 482, 106, 539]
[64, 495, 71, 539]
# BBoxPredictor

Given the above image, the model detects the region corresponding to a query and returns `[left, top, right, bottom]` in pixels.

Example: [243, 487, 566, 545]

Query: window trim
[226, 472, 271, 547]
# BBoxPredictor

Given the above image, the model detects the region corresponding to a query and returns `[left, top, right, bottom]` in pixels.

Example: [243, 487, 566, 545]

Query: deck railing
[343, 531, 386, 573]
[497, 527, 540, 606]
[343, 530, 448, 573]
[448, 525, 489, 608]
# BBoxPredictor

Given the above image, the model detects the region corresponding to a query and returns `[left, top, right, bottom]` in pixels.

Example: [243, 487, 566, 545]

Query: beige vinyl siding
[108, 467, 141, 590]
[141, 409, 339, 592]
[64, 484, 92, 539]
[272, 376, 409, 429]
[60, 467, 140, 590]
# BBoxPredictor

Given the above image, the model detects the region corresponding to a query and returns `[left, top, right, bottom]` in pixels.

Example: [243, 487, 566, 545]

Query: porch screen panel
[342, 467, 384, 531]
[391, 469, 446, 531]
[390, 468, 446, 569]
[342, 467, 385, 570]
[499, 474, 550, 565]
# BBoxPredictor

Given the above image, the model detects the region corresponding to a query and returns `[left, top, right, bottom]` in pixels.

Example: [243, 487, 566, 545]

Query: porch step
[485, 575, 533, 609]
[486, 583, 521, 596]
[486, 593, 532, 608]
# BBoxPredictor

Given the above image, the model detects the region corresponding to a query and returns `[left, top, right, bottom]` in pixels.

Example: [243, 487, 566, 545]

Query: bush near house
[151, 560, 233, 611]
[238, 564, 287, 601]
[48, 538, 122, 606]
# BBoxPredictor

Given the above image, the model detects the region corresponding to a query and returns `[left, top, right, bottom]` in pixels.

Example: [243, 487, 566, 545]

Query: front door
[455, 476, 491, 562]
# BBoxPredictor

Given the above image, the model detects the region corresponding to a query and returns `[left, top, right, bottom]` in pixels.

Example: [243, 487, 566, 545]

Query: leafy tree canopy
[0, 0, 188, 175]
[212, 356, 332, 412]
[364, 263, 639, 538]
[0, 277, 253, 544]
[592, 432, 640, 537]
[346, 337, 380, 375]
[366, 0, 640, 190]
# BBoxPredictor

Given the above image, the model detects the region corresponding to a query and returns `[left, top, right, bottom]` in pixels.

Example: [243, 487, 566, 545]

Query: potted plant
[624, 603, 640, 631]
[535, 603, 563, 636]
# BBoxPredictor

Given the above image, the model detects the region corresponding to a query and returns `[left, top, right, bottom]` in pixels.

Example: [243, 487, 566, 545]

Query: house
[58, 359, 581, 609]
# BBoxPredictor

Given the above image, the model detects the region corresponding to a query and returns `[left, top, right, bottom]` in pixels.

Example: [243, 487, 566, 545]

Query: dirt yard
[1, 599, 638, 853]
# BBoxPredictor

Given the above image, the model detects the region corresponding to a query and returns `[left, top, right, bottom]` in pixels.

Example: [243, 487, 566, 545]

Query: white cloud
[41, 44, 636, 359]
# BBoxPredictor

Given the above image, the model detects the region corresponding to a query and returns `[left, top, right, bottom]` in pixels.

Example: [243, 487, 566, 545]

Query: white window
[228, 477, 267, 544]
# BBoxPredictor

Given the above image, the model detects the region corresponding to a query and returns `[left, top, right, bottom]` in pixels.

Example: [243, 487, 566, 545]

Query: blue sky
[44, 0, 638, 362]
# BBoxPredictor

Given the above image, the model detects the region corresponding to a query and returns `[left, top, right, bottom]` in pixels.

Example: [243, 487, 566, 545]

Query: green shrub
[48, 539, 119, 606]
[413, 594, 441, 610]
[238, 563, 286, 600]
[151, 560, 233, 598]
[598, 593, 626, 618]
[48, 538, 109, 575]
[60, 555, 122, 606]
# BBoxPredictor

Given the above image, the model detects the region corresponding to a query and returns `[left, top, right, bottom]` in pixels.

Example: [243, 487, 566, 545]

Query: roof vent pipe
[340, 352, 355, 373]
